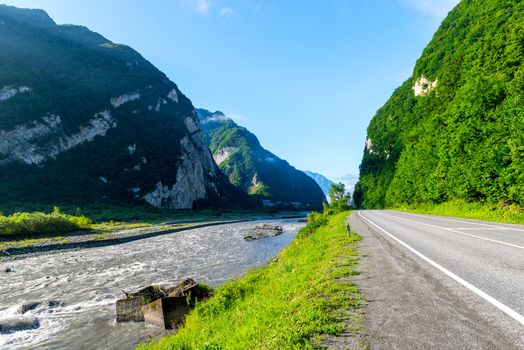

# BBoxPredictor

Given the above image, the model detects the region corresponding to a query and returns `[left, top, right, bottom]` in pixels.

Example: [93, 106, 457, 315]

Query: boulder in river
[0, 316, 40, 334]
[116, 279, 212, 325]
[142, 296, 190, 329]
[243, 224, 283, 241]
[116, 286, 166, 322]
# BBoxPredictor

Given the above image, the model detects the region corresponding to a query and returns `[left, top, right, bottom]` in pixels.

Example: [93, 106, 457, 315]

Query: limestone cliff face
[143, 115, 220, 209]
[0, 111, 116, 165]
[0, 5, 235, 209]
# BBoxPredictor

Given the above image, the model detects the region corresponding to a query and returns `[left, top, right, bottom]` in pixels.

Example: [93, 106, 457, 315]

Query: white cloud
[182, 0, 210, 15]
[228, 113, 249, 124]
[335, 174, 359, 192]
[400, 0, 460, 18]
[220, 7, 235, 17]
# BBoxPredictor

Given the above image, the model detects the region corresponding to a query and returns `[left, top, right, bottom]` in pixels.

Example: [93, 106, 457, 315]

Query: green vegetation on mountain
[138, 210, 361, 350]
[197, 109, 326, 208]
[0, 5, 240, 210]
[355, 0, 524, 210]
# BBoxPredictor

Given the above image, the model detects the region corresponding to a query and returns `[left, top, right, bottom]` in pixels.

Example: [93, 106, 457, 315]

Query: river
[0, 219, 303, 349]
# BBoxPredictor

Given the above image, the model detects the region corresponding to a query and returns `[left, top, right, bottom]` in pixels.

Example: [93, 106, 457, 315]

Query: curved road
[350, 210, 524, 349]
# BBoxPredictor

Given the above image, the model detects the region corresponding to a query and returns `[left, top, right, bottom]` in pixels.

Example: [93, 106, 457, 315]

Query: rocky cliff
[0, 5, 236, 209]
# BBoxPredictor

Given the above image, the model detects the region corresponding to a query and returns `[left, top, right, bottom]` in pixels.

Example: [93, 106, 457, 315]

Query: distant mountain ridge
[303, 171, 333, 199]
[0, 5, 241, 209]
[197, 109, 325, 208]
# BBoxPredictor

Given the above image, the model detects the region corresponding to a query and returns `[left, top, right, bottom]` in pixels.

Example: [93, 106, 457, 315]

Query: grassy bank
[395, 200, 524, 225]
[137, 211, 362, 350]
[0, 207, 92, 237]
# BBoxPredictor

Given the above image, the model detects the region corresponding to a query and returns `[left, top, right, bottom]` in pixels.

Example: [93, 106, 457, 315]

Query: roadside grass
[137, 211, 362, 350]
[395, 200, 524, 225]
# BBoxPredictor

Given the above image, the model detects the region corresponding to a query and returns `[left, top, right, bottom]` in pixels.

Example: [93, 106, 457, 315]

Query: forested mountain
[197, 109, 326, 208]
[354, 0, 524, 209]
[303, 171, 334, 199]
[0, 5, 241, 209]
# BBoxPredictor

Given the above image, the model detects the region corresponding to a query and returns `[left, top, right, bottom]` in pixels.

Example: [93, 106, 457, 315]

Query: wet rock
[116, 286, 165, 323]
[3, 267, 12, 273]
[0, 316, 40, 334]
[20, 300, 63, 314]
[243, 224, 283, 241]
[124, 285, 166, 301]
[117, 279, 212, 326]
[166, 278, 197, 297]
[167, 278, 212, 306]
[116, 298, 146, 323]
[19, 301, 41, 314]
[142, 297, 190, 329]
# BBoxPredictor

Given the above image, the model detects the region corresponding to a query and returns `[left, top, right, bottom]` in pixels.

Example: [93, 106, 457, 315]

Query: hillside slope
[304, 171, 334, 199]
[0, 5, 239, 209]
[197, 109, 326, 208]
[355, 0, 524, 209]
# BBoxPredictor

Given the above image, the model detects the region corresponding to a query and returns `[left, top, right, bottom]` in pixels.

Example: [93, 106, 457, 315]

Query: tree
[328, 182, 351, 211]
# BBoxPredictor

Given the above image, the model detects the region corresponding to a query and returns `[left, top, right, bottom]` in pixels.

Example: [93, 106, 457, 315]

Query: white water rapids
[0, 219, 303, 349]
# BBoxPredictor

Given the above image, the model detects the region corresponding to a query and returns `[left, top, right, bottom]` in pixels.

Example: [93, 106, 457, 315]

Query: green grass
[137, 211, 362, 350]
[0, 207, 92, 237]
[395, 200, 524, 225]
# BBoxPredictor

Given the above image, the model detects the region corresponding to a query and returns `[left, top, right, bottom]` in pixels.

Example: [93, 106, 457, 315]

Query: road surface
[350, 210, 524, 349]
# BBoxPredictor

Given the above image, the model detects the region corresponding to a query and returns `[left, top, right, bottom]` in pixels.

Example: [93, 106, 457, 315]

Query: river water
[0, 219, 303, 350]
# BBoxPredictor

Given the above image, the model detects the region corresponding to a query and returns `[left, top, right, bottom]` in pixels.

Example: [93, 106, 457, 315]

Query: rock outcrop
[243, 224, 284, 241]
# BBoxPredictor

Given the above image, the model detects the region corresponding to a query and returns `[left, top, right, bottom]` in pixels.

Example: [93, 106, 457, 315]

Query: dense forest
[354, 0, 524, 209]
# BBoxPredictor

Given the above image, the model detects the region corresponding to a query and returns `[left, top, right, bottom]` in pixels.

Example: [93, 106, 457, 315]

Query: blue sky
[2, 0, 459, 188]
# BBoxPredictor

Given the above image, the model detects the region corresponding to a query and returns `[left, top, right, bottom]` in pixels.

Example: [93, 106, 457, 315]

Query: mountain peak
[196, 108, 233, 125]
[0, 5, 55, 27]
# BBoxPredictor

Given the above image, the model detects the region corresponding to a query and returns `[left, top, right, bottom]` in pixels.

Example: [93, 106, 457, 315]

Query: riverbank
[0, 211, 306, 259]
[137, 211, 363, 350]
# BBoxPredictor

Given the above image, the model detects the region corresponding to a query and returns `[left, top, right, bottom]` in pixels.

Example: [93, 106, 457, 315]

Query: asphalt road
[350, 210, 524, 349]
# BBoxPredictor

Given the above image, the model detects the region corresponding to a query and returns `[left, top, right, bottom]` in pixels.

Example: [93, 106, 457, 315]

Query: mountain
[354, 0, 524, 209]
[303, 171, 334, 199]
[0, 5, 240, 209]
[196, 109, 326, 208]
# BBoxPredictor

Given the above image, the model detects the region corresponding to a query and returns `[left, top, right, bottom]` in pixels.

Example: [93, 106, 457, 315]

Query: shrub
[0, 207, 92, 237]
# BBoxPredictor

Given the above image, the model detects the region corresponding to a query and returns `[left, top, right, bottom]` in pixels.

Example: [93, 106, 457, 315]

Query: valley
[0, 0, 523, 349]
[0, 219, 303, 349]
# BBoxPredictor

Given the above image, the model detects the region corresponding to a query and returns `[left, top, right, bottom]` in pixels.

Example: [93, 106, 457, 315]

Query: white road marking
[391, 211, 524, 233]
[358, 211, 524, 326]
[379, 212, 524, 251]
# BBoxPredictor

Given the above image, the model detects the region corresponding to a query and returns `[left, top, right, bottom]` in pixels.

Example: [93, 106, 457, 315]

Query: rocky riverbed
[0, 219, 304, 350]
